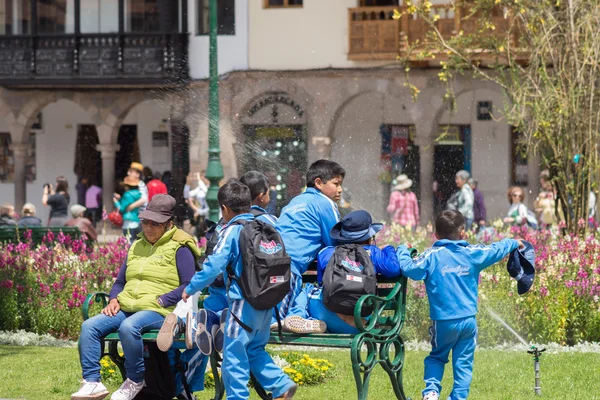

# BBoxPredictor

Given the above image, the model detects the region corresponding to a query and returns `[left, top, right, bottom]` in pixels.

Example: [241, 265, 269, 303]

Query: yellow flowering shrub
[100, 356, 121, 386]
[279, 352, 334, 386]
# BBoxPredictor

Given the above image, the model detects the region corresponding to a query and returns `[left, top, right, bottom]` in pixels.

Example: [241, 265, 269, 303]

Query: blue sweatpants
[423, 316, 478, 400]
[271, 272, 305, 324]
[224, 298, 295, 400]
[306, 284, 359, 334]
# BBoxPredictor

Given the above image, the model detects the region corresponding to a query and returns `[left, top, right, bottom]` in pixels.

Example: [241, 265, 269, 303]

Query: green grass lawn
[1, 345, 599, 400]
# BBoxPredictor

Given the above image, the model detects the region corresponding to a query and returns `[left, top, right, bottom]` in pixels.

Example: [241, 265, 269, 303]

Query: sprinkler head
[527, 345, 546, 361]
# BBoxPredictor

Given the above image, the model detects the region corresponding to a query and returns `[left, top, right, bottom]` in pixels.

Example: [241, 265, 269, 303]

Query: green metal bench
[82, 271, 410, 400]
[0, 226, 82, 245]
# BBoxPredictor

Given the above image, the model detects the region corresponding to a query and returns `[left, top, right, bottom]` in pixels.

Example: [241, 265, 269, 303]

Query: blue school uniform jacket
[185, 213, 254, 301]
[316, 245, 402, 284]
[398, 239, 519, 321]
[251, 205, 277, 226]
[276, 188, 340, 276]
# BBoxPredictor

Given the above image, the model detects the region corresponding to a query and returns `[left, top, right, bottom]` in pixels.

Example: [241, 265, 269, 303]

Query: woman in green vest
[72, 194, 201, 400]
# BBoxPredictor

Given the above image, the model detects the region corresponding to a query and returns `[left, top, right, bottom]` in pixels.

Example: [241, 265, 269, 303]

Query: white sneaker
[157, 313, 181, 352]
[71, 380, 109, 400]
[270, 322, 279, 331]
[423, 391, 439, 400]
[283, 316, 327, 334]
[110, 378, 145, 400]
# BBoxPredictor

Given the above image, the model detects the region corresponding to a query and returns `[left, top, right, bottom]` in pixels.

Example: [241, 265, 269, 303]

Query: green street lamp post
[205, 0, 224, 222]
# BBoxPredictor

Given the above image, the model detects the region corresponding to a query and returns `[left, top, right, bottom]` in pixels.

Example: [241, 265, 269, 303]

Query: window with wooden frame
[264, 0, 303, 9]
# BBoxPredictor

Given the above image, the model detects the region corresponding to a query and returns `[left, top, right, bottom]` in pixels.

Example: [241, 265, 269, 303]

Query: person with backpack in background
[398, 210, 525, 400]
[182, 180, 296, 400]
[275, 160, 345, 334]
[504, 186, 538, 229]
[303, 210, 413, 334]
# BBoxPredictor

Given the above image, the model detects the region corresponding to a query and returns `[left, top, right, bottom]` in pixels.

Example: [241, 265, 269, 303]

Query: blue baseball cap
[330, 210, 383, 244]
[506, 240, 535, 295]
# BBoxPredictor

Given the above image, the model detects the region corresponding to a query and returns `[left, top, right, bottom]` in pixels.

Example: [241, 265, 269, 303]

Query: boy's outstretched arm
[467, 238, 521, 272]
[184, 226, 238, 299]
[370, 245, 402, 278]
[396, 245, 428, 281]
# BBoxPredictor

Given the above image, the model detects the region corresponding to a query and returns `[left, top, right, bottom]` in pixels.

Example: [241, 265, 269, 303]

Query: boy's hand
[182, 291, 190, 303]
[405, 242, 413, 248]
[516, 239, 525, 249]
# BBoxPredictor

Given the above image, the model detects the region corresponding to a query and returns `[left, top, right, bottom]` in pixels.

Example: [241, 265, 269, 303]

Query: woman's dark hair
[56, 176, 70, 202]
[435, 210, 465, 240]
[239, 171, 269, 201]
[217, 179, 251, 213]
[306, 160, 346, 188]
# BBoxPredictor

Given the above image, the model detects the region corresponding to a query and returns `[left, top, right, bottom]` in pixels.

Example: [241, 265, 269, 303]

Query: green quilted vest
[117, 227, 202, 316]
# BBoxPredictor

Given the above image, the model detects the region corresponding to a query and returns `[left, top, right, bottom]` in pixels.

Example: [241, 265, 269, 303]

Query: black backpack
[322, 244, 377, 317]
[134, 343, 193, 400]
[227, 219, 291, 311]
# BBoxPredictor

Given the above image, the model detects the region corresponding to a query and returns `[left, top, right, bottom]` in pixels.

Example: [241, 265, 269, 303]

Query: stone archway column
[10, 142, 30, 211]
[97, 143, 120, 213]
[415, 134, 435, 226]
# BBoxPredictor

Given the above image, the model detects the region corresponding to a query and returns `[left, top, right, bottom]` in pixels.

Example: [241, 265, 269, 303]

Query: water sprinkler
[527, 345, 546, 396]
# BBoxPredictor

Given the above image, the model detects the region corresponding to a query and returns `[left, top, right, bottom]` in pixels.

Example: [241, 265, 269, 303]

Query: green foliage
[396, 0, 600, 233]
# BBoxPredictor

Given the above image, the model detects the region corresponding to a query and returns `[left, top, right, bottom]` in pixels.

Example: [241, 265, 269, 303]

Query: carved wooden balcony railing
[0, 32, 188, 86]
[348, 5, 518, 62]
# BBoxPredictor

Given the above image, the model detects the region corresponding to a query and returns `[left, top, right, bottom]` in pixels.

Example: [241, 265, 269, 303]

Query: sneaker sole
[195, 310, 213, 355]
[284, 316, 326, 334]
[71, 390, 109, 400]
[157, 313, 178, 352]
[213, 309, 228, 353]
[185, 311, 194, 350]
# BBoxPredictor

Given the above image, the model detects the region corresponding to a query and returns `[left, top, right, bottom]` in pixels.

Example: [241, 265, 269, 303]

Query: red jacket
[147, 179, 168, 201]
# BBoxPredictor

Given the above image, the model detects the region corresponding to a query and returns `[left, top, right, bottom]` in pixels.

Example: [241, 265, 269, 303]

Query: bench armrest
[82, 292, 110, 320]
[353, 276, 408, 336]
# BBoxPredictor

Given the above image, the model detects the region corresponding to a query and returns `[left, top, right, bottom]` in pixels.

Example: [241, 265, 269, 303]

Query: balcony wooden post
[401, 10, 409, 50]
[453, 2, 462, 35]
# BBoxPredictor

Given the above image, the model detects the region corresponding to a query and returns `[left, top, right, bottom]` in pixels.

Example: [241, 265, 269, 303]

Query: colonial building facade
[0, 0, 538, 224]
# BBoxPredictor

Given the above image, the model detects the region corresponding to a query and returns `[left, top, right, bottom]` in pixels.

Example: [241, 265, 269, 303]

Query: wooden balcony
[348, 5, 515, 62]
[0, 32, 188, 87]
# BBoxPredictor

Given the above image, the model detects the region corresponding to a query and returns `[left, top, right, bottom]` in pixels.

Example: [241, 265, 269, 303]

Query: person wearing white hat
[386, 174, 419, 228]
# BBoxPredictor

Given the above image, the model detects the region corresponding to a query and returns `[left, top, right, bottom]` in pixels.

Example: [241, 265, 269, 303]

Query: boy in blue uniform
[240, 170, 278, 226]
[305, 210, 411, 333]
[398, 210, 523, 400]
[182, 180, 296, 400]
[275, 160, 345, 333]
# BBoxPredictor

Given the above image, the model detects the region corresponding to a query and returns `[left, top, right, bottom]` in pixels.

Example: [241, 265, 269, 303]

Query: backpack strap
[249, 208, 266, 217]
[174, 350, 194, 400]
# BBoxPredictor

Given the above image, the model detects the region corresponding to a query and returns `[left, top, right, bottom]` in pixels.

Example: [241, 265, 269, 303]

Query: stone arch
[328, 89, 415, 221]
[233, 86, 315, 207]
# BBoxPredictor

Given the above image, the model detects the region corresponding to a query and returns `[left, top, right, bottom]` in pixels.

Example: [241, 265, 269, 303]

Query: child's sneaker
[275, 383, 298, 399]
[110, 378, 144, 400]
[71, 380, 109, 400]
[422, 391, 439, 400]
[270, 322, 279, 331]
[212, 309, 228, 353]
[157, 313, 182, 352]
[195, 309, 213, 355]
[185, 311, 195, 350]
[283, 316, 327, 334]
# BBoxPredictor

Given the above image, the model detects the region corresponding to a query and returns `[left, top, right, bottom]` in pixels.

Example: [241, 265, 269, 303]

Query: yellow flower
[322, 366, 329, 371]
[498, 45, 505, 52]
[108, 369, 115, 374]
[433, 14, 440, 22]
